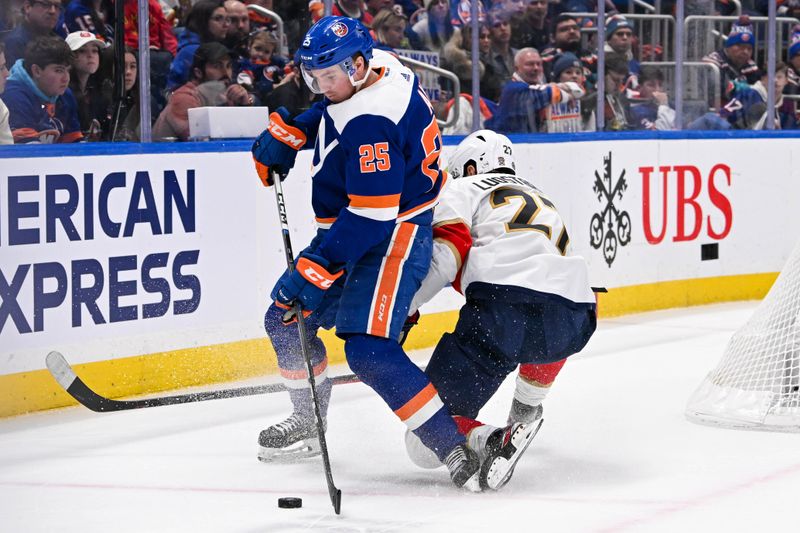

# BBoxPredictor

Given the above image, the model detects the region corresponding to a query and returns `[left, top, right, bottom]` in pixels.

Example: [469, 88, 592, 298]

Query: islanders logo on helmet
[331, 21, 349, 37]
[299, 16, 373, 70]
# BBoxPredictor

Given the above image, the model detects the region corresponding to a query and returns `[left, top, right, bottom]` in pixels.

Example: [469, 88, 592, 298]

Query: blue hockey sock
[264, 304, 331, 419]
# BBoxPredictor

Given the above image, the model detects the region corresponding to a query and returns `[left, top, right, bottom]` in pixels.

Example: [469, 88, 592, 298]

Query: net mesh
[686, 240, 800, 431]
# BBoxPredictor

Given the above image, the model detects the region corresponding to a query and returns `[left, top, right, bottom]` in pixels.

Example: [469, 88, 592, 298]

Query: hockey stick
[272, 169, 342, 515]
[44, 350, 362, 412]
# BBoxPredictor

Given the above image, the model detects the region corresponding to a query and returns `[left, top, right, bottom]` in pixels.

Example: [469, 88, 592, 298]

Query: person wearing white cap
[65, 30, 109, 140]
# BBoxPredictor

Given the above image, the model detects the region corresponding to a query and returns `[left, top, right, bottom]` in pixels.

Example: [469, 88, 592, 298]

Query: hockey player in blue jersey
[250, 16, 526, 491]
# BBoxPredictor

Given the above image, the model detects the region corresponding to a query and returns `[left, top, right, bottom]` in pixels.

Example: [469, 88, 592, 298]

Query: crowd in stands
[0, 0, 799, 144]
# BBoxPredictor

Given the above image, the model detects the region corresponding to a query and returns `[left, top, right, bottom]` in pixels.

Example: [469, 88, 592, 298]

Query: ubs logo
[590, 152, 631, 267]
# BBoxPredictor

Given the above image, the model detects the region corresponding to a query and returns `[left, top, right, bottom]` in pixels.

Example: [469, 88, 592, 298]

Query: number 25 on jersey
[359, 142, 391, 173]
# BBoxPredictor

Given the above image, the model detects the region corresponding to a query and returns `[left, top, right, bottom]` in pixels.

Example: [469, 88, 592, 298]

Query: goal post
[685, 239, 800, 432]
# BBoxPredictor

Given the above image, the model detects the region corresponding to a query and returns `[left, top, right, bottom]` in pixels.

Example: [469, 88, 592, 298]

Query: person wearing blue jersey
[486, 47, 584, 133]
[2, 0, 66, 66]
[1, 36, 82, 143]
[251, 16, 525, 492]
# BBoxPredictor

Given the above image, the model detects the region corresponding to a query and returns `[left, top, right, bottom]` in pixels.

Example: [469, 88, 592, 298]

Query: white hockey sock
[513, 373, 549, 406]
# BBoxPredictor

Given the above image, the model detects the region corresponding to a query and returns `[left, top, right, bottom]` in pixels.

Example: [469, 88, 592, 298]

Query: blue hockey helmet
[298, 16, 374, 94]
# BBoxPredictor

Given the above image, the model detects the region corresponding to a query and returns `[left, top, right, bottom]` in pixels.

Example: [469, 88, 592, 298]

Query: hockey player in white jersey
[404, 130, 597, 483]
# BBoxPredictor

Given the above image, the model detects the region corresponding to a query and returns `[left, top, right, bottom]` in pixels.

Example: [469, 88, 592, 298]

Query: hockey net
[685, 240, 800, 432]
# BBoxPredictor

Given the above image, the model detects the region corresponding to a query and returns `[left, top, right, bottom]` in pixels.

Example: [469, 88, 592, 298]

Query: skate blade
[482, 418, 544, 490]
[257, 438, 322, 463]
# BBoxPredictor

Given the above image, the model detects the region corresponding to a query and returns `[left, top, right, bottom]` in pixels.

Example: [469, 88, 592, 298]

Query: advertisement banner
[0, 151, 317, 374]
[2, 135, 799, 377]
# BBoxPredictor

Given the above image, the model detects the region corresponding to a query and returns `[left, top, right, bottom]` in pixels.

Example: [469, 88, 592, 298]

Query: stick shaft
[272, 171, 342, 514]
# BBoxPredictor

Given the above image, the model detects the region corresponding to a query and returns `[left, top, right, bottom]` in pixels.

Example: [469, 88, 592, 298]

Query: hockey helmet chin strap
[301, 56, 371, 95]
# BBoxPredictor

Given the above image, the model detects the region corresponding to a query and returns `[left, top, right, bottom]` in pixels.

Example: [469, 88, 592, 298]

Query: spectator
[721, 62, 795, 129]
[443, 22, 502, 102]
[168, 0, 230, 91]
[789, 25, 800, 87]
[629, 66, 676, 130]
[777, 0, 800, 19]
[486, 47, 584, 133]
[63, 0, 113, 41]
[109, 47, 140, 141]
[486, 8, 517, 86]
[449, 0, 486, 28]
[235, 30, 286, 103]
[785, 25, 799, 125]
[583, 52, 635, 131]
[124, 0, 177, 55]
[604, 14, 640, 89]
[410, 0, 454, 57]
[154, 42, 253, 141]
[311, 0, 373, 26]
[224, 0, 250, 58]
[65, 31, 110, 140]
[441, 23, 500, 135]
[263, 59, 322, 117]
[541, 14, 597, 86]
[509, 0, 550, 52]
[0, 2, 21, 33]
[2, 0, 66, 66]
[543, 52, 591, 132]
[365, 0, 393, 19]
[124, 0, 177, 116]
[371, 8, 409, 51]
[0, 43, 12, 144]
[1, 36, 82, 143]
[702, 15, 760, 107]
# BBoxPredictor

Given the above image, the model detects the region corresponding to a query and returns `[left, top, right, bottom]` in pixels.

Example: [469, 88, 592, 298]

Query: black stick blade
[332, 488, 342, 515]
[44, 351, 368, 413]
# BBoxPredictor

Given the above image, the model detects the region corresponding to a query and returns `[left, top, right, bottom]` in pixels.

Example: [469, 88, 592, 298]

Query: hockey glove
[272, 252, 344, 317]
[251, 107, 307, 187]
[398, 310, 420, 346]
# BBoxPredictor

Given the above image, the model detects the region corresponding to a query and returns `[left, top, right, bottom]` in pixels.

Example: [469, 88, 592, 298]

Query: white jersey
[411, 172, 595, 311]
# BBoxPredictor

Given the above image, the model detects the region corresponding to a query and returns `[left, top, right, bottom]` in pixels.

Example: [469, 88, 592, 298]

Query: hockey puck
[278, 497, 302, 509]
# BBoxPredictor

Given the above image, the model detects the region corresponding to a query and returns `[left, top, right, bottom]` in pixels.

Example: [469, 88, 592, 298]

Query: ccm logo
[304, 266, 335, 288]
[376, 294, 388, 323]
[268, 122, 305, 148]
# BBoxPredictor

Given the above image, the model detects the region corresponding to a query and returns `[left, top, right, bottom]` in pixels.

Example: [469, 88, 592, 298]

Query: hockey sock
[345, 334, 465, 462]
[453, 415, 483, 435]
[515, 359, 567, 405]
[264, 305, 332, 419]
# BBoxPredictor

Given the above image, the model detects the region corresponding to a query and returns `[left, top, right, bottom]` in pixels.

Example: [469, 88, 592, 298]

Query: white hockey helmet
[446, 129, 516, 179]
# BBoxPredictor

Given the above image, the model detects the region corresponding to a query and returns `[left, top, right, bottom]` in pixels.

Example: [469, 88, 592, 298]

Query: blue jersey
[63, 0, 112, 40]
[309, 61, 446, 266]
[2, 83, 82, 143]
[485, 76, 558, 134]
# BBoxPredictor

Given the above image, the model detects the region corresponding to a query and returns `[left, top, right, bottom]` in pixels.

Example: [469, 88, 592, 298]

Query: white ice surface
[2, 301, 800, 532]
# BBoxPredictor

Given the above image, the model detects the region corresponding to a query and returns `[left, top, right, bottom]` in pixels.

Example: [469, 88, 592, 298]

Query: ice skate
[444, 443, 482, 492]
[257, 413, 326, 463]
[480, 419, 543, 490]
[507, 399, 544, 425]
